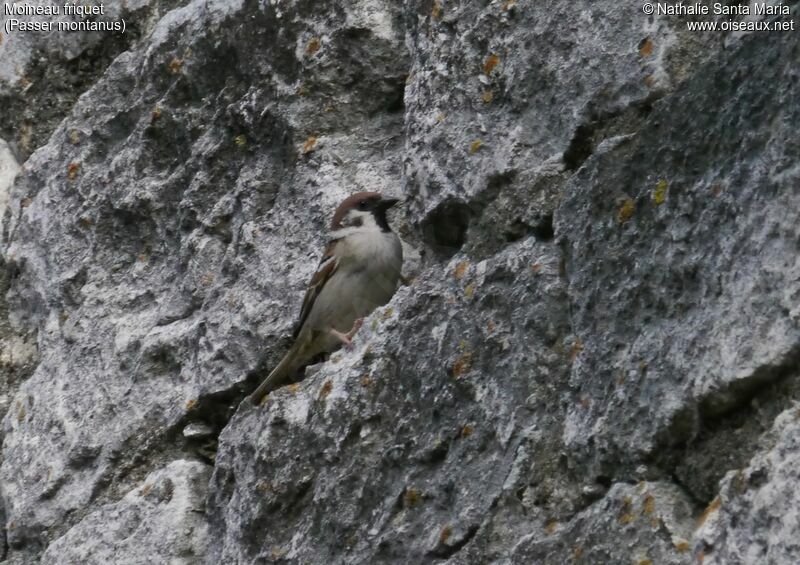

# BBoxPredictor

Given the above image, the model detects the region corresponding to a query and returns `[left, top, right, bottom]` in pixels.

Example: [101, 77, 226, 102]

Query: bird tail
[249, 344, 302, 405]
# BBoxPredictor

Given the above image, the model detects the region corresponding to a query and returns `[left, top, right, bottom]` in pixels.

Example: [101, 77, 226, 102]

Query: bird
[250, 192, 403, 404]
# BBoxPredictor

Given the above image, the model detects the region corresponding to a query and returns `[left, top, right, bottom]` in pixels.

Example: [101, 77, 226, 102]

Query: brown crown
[330, 192, 383, 229]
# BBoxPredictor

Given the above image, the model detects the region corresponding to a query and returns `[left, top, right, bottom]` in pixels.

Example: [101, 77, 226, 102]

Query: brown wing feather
[292, 242, 338, 339]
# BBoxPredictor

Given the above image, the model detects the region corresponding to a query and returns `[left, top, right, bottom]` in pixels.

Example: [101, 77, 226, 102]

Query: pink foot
[329, 328, 354, 350]
[346, 318, 364, 340]
[329, 319, 364, 351]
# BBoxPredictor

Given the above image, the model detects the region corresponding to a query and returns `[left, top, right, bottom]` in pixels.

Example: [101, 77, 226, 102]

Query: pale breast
[304, 229, 403, 335]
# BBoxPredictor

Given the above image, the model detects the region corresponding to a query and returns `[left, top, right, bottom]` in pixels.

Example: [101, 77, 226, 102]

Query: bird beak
[378, 197, 400, 210]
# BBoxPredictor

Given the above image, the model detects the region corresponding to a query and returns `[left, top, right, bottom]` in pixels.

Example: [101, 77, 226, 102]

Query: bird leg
[329, 319, 364, 350]
[347, 318, 364, 339]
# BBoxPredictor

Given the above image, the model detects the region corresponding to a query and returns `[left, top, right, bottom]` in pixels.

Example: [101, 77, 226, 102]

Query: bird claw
[329, 328, 354, 349]
[346, 318, 364, 340]
[330, 318, 365, 350]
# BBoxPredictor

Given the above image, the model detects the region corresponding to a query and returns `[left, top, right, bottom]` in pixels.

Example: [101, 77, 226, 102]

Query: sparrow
[250, 192, 403, 404]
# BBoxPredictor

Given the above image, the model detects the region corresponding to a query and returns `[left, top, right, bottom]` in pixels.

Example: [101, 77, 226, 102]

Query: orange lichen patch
[453, 351, 473, 378]
[697, 496, 721, 527]
[483, 53, 500, 74]
[168, 57, 183, 74]
[464, 283, 475, 299]
[20, 122, 33, 153]
[461, 424, 474, 438]
[531, 262, 543, 273]
[403, 488, 422, 508]
[501, 0, 517, 10]
[185, 399, 197, 411]
[617, 198, 636, 224]
[287, 383, 300, 394]
[642, 493, 655, 515]
[569, 338, 584, 360]
[270, 548, 288, 561]
[20, 197, 32, 208]
[318, 380, 333, 400]
[619, 513, 634, 525]
[431, 0, 442, 19]
[302, 136, 318, 154]
[305, 37, 321, 56]
[574, 546, 584, 559]
[545, 519, 558, 534]
[653, 179, 668, 205]
[234, 134, 247, 147]
[67, 162, 80, 180]
[638, 38, 654, 57]
[618, 495, 634, 524]
[137, 252, 149, 263]
[482, 89, 493, 104]
[439, 524, 452, 543]
[636, 559, 653, 565]
[454, 260, 470, 280]
[710, 183, 724, 197]
[360, 374, 373, 388]
[469, 140, 483, 154]
[643, 75, 657, 88]
[256, 480, 273, 493]
[732, 470, 748, 493]
[674, 538, 691, 552]
[579, 396, 590, 409]
[77, 217, 93, 229]
[486, 320, 496, 333]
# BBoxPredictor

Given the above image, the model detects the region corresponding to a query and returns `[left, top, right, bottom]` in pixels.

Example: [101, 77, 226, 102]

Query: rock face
[1, 0, 798, 563]
[40, 460, 211, 565]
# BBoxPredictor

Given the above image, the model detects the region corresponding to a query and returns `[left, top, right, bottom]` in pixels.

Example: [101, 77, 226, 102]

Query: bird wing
[292, 241, 339, 339]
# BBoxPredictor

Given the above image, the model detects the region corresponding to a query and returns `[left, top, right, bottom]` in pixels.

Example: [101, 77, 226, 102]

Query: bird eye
[357, 201, 369, 210]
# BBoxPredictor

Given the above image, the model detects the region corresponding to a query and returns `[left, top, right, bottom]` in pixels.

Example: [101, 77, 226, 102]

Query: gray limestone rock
[40, 459, 211, 565]
[556, 25, 800, 499]
[0, 0, 798, 563]
[0, 0, 189, 159]
[695, 408, 800, 564]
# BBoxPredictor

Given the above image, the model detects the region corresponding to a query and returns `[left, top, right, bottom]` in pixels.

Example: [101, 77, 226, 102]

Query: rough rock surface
[40, 459, 211, 565]
[695, 408, 800, 564]
[0, 0, 798, 563]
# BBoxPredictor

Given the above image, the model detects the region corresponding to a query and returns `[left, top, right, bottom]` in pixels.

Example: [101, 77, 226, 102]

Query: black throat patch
[373, 209, 391, 232]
